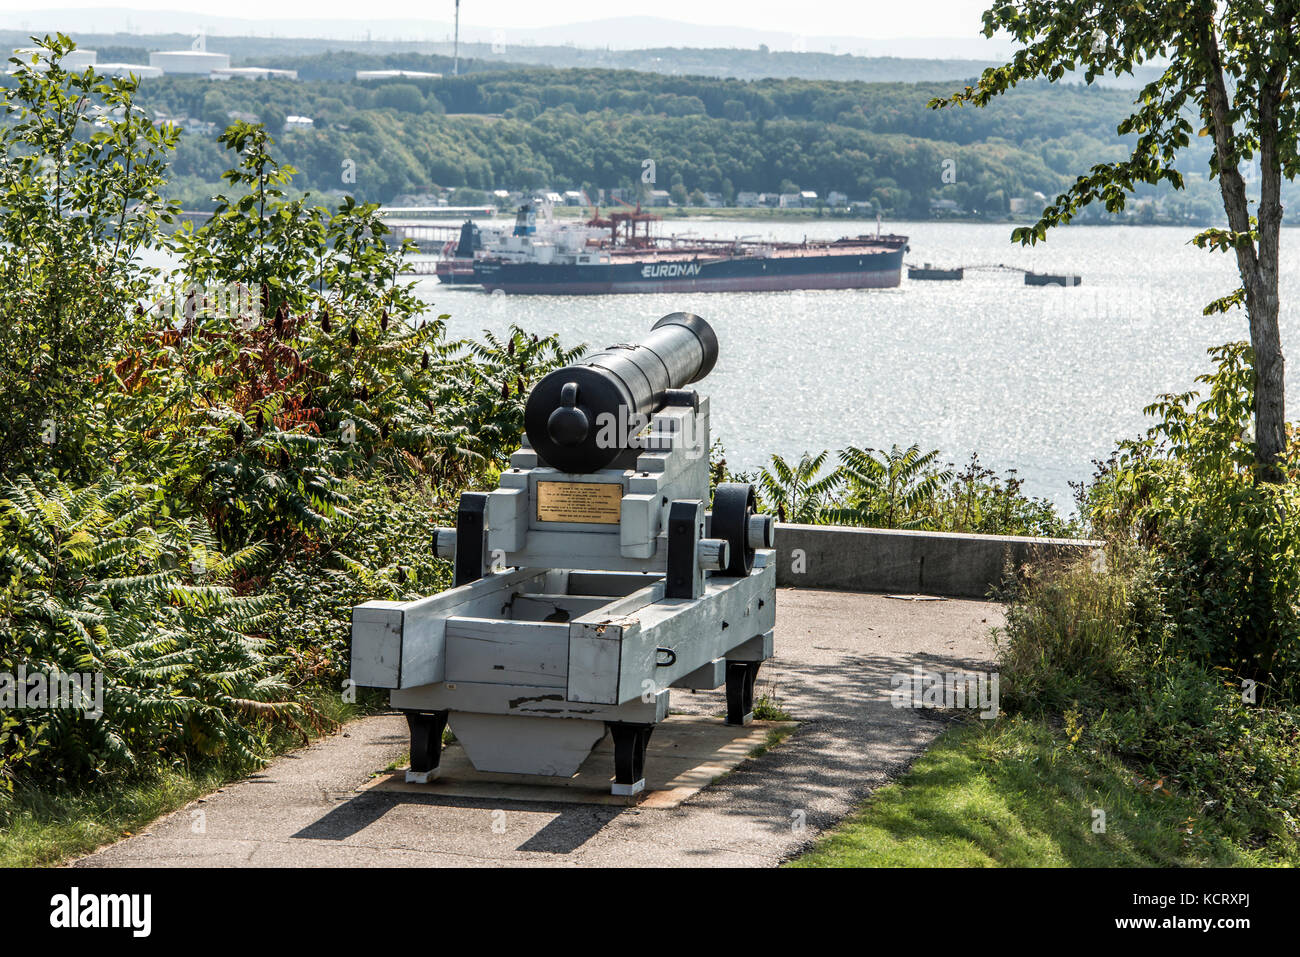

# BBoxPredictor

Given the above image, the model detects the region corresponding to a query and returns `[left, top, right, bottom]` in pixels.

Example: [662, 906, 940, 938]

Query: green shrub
[1108, 661, 1300, 837]
[267, 478, 455, 685]
[752, 450, 841, 525]
[1089, 342, 1300, 693]
[999, 551, 1300, 848]
[0, 38, 582, 793]
[0, 34, 178, 476]
[996, 547, 1158, 712]
[0, 474, 296, 788]
[997, 342, 1300, 850]
[823, 444, 953, 530]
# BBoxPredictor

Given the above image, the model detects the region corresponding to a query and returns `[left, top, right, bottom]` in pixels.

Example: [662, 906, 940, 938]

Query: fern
[0, 474, 298, 786]
[825, 444, 955, 530]
[755, 451, 842, 524]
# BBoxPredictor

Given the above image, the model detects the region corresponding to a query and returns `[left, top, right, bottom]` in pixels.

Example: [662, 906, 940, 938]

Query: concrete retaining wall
[773, 523, 1102, 599]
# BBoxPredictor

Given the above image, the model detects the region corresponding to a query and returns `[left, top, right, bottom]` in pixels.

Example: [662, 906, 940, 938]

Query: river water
[415, 219, 1300, 512]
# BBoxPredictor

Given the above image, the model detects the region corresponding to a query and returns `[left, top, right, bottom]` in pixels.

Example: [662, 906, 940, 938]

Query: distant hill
[399, 45, 1007, 85]
[0, 9, 1014, 58]
[0, 27, 1158, 88]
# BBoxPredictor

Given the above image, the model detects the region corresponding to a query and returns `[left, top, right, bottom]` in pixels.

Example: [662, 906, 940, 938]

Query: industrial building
[148, 50, 232, 75]
[6, 44, 255, 80]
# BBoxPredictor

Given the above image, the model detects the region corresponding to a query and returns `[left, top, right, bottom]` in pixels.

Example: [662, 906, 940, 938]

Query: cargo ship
[467, 204, 908, 295]
[436, 201, 606, 285]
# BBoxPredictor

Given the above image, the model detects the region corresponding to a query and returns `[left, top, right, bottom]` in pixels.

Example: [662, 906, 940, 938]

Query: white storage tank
[148, 50, 231, 75]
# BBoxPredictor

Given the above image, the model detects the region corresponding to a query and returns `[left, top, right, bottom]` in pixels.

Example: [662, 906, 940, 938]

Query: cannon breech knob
[546, 381, 590, 446]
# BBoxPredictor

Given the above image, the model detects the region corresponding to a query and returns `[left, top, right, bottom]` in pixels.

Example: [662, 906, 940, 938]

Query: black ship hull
[473, 246, 905, 295]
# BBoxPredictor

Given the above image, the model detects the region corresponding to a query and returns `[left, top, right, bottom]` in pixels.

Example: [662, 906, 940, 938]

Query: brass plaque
[536, 481, 622, 524]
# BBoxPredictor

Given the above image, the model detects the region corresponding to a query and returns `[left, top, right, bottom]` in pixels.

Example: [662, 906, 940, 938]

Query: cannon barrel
[524, 312, 719, 473]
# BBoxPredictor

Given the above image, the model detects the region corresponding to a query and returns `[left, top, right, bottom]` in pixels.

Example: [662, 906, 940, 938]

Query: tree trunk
[1249, 255, 1286, 483]
[1252, 46, 1288, 483]
[1203, 18, 1287, 481]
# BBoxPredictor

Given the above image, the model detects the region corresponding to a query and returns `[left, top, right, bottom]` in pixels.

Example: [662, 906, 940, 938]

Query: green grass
[0, 691, 375, 868]
[789, 716, 1287, 868]
[0, 764, 238, 868]
[752, 693, 793, 722]
[748, 724, 795, 760]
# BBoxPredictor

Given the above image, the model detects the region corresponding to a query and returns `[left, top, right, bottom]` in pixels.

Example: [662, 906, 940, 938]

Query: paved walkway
[76, 589, 1002, 867]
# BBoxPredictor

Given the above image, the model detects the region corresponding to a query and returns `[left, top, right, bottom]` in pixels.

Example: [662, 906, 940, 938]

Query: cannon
[524, 312, 718, 473]
[350, 313, 776, 795]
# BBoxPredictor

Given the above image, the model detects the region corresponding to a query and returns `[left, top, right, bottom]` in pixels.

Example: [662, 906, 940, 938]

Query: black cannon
[524, 312, 719, 473]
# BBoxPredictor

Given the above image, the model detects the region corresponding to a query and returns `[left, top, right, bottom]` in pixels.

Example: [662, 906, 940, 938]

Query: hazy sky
[0, 1, 997, 38]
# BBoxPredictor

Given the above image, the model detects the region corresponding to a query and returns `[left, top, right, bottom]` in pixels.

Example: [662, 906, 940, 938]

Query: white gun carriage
[349, 313, 776, 795]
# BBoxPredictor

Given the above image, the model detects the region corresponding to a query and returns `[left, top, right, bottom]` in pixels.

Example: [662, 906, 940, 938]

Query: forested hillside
[1, 47, 1241, 218]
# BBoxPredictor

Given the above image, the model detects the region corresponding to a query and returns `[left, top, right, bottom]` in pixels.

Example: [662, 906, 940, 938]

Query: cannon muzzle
[524, 312, 718, 473]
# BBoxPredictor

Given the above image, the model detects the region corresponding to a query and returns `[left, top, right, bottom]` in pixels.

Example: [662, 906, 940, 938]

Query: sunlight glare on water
[417, 219, 1300, 511]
